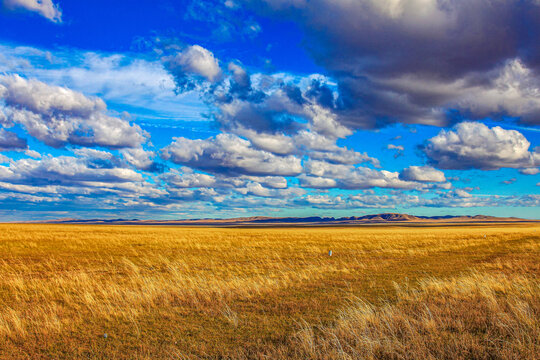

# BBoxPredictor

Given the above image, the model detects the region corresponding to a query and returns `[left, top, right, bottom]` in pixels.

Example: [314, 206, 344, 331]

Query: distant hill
[34, 213, 538, 226]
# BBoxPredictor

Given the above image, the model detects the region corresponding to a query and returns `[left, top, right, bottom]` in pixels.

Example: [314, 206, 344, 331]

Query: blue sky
[0, 0, 539, 221]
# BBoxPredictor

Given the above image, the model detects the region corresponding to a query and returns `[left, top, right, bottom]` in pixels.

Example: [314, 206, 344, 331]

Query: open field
[0, 224, 538, 359]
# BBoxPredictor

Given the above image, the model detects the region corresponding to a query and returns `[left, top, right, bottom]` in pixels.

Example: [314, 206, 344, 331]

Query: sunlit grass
[0, 224, 538, 359]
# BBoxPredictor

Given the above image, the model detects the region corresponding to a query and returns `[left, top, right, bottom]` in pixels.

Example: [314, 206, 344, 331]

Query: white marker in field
[328, 250, 333, 256]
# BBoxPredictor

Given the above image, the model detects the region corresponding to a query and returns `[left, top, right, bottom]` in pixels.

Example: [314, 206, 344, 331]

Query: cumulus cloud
[235, 182, 304, 198]
[0, 75, 147, 149]
[120, 147, 165, 172]
[244, 0, 540, 127]
[301, 160, 422, 190]
[161, 169, 218, 189]
[520, 168, 540, 175]
[160, 167, 291, 200]
[3, 0, 62, 23]
[163, 45, 222, 92]
[161, 133, 302, 176]
[424, 122, 540, 170]
[399, 166, 446, 183]
[0, 128, 27, 150]
[0, 156, 142, 187]
[295, 190, 540, 210]
[160, 43, 382, 171]
[24, 149, 40, 158]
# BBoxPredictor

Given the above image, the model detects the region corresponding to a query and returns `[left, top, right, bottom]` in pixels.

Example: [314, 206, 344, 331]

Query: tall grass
[293, 272, 539, 359]
[0, 224, 537, 359]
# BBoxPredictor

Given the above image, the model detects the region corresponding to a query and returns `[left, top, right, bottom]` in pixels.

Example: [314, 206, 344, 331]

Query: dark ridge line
[18, 213, 539, 226]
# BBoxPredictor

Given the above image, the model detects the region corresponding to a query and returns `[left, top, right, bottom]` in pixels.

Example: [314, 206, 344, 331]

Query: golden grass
[292, 272, 539, 359]
[0, 224, 538, 359]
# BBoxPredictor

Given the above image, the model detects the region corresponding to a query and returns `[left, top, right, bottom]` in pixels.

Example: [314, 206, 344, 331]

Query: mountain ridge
[24, 213, 538, 226]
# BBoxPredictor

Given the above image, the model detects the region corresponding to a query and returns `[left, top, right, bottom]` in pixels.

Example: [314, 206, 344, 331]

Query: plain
[0, 224, 538, 359]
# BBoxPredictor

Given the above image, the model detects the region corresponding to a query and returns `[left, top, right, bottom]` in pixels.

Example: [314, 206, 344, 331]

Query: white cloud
[0, 156, 142, 187]
[301, 160, 422, 190]
[235, 182, 304, 198]
[24, 149, 41, 158]
[304, 104, 351, 138]
[162, 169, 218, 189]
[163, 45, 222, 91]
[3, 0, 62, 23]
[399, 165, 446, 183]
[0, 75, 147, 148]
[237, 128, 296, 155]
[424, 122, 540, 170]
[387, 144, 404, 151]
[0, 44, 204, 125]
[520, 168, 540, 175]
[121, 148, 156, 171]
[161, 134, 302, 176]
[174, 45, 222, 81]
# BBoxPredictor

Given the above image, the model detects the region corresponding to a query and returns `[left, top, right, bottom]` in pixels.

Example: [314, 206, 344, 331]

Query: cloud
[520, 168, 540, 175]
[245, 0, 540, 127]
[399, 166, 446, 183]
[0, 75, 147, 149]
[163, 45, 222, 92]
[161, 169, 218, 189]
[387, 143, 404, 158]
[160, 167, 291, 200]
[387, 144, 404, 151]
[0, 155, 142, 187]
[3, 0, 62, 23]
[24, 149, 40, 158]
[237, 128, 296, 155]
[424, 122, 540, 170]
[0, 154, 10, 163]
[0, 44, 205, 125]
[235, 182, 304, 198]
[301, 160, 422, 190]
[0, 128, 27, 150]
[120, 147, 165, 172]
[159, 44, 382, 172]
[185, 0, 261, 42]
[161, 133, 302, 176]
[294, 190, 540, 210]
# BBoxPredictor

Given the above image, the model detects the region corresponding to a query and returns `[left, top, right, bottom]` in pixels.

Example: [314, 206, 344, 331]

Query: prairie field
[0, 224, 538, 359]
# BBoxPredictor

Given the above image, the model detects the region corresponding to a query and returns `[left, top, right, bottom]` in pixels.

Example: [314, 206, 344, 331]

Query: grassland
[0, 224, 538, 359]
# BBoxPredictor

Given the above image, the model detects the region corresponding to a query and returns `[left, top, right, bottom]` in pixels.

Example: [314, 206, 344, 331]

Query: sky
[0, 0, 539, 221]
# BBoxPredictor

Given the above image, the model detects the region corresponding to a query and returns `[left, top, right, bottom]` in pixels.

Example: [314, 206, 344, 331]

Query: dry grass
[0, 224, 538, 359]
[292, 272, 539, 360]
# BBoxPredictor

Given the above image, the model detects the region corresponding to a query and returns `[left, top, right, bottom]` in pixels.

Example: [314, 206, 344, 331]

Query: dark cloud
[245, 0, 540, 127]
[0, 128, 27, 150]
